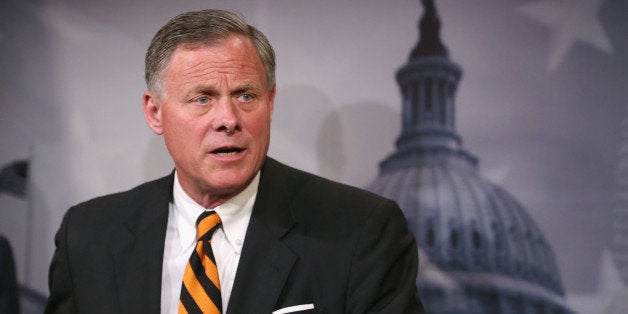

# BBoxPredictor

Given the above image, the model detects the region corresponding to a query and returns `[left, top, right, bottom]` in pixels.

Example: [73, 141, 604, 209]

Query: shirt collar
[173, 171, 259, 253]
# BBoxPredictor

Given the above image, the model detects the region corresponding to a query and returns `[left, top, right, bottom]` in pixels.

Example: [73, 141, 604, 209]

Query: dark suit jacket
[46, 157, 423, 313]
[0, 235, 19, 314]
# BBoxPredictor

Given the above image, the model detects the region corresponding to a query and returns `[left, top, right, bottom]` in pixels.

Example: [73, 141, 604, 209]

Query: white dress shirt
[161, 172, 259, 314]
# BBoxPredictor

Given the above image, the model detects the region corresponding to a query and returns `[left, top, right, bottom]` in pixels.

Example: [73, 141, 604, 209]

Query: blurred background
[1, 0, 626, 313]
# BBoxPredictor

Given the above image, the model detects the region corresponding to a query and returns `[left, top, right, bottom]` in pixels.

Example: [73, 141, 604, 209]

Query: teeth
[216, 151, 238, 156]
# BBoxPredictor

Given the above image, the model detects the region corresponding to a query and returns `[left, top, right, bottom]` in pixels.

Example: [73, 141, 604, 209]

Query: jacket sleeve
[0, 235, 20, 314]
[45, 208, 76, 314]
[346, 200, 425, 314]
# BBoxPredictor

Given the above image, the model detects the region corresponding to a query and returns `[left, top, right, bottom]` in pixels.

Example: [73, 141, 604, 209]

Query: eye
[196, 96, 210, 105]
[238, 93, 254, 102]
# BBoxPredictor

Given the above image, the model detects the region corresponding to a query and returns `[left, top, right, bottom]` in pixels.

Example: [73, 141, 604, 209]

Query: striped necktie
[179, 211, 222, 314]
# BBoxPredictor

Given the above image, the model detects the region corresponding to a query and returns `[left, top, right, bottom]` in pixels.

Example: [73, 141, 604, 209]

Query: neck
[175, 173, 257, 209]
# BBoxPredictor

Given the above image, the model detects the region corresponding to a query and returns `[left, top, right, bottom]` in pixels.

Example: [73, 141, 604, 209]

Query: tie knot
[196, 211, 221, 242]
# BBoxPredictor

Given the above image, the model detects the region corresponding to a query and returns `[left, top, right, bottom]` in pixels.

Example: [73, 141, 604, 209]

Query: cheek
[162, 113, 207, 150]
[249, 108, 273, 132]
[165, 107, 200, 132]
[247, 117, 272, 144]
[252, 114, 273, 153]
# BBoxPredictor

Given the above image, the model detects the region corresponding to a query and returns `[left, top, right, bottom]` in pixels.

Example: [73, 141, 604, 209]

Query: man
[46, 9, 423, 314]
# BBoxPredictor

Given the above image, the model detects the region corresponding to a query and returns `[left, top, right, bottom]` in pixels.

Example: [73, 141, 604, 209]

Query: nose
[211, 98, 240, 134]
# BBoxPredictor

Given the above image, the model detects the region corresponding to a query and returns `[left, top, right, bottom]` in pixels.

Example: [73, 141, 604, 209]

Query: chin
[208, 174, 252, 192]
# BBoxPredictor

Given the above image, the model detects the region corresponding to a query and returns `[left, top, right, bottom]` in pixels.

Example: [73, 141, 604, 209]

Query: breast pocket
[272, 303, 316, 314]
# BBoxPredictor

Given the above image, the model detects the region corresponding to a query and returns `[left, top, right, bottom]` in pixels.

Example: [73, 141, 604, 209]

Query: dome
[369, 147, 569, 312]
[367, 1, 572, 312]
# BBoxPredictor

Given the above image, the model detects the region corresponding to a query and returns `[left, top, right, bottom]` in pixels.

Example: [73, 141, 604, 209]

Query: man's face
[143, 35, 275, 207]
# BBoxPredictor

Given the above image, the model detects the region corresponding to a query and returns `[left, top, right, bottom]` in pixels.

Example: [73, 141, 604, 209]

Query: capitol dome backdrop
[368, 1, 573, 312]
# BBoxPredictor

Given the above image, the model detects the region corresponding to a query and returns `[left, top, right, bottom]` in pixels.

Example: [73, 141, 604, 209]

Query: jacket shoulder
[66, 173, 173, 222]
[264, 158, 398, 216]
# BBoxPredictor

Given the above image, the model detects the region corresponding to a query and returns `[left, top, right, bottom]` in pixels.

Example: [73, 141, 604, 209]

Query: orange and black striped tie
[179, 211, 222, 314]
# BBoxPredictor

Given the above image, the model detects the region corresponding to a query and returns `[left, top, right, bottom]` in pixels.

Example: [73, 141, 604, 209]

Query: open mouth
[212, 147, 244, 156]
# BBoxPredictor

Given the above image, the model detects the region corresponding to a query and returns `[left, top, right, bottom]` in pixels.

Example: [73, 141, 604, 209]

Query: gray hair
[145, 9, 276, 97]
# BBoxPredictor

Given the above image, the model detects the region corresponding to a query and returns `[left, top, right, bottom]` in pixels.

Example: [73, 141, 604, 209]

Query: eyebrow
[231, 83, 258, 95]
[190, 85, 215, 94]
[183, 82, 261, 100]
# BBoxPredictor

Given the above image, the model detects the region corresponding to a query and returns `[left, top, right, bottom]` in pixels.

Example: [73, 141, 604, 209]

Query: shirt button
[236, 239, 243, 246]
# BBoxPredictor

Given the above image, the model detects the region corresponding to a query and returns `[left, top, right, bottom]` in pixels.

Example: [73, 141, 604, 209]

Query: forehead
[164, 35, 266, 85]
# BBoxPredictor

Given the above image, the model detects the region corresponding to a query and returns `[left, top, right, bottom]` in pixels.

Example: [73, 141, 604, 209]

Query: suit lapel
[227, 158, 300, 314]
[106, 162, 301, 313]
[111, 174, 173, 313]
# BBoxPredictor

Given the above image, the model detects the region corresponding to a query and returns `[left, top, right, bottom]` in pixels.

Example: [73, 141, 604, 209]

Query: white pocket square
[272, 304, 315, 314]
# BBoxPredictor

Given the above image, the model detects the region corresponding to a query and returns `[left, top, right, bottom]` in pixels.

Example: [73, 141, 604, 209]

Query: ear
[267, 85, 276, 121]
[142, 91, 164, 135]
